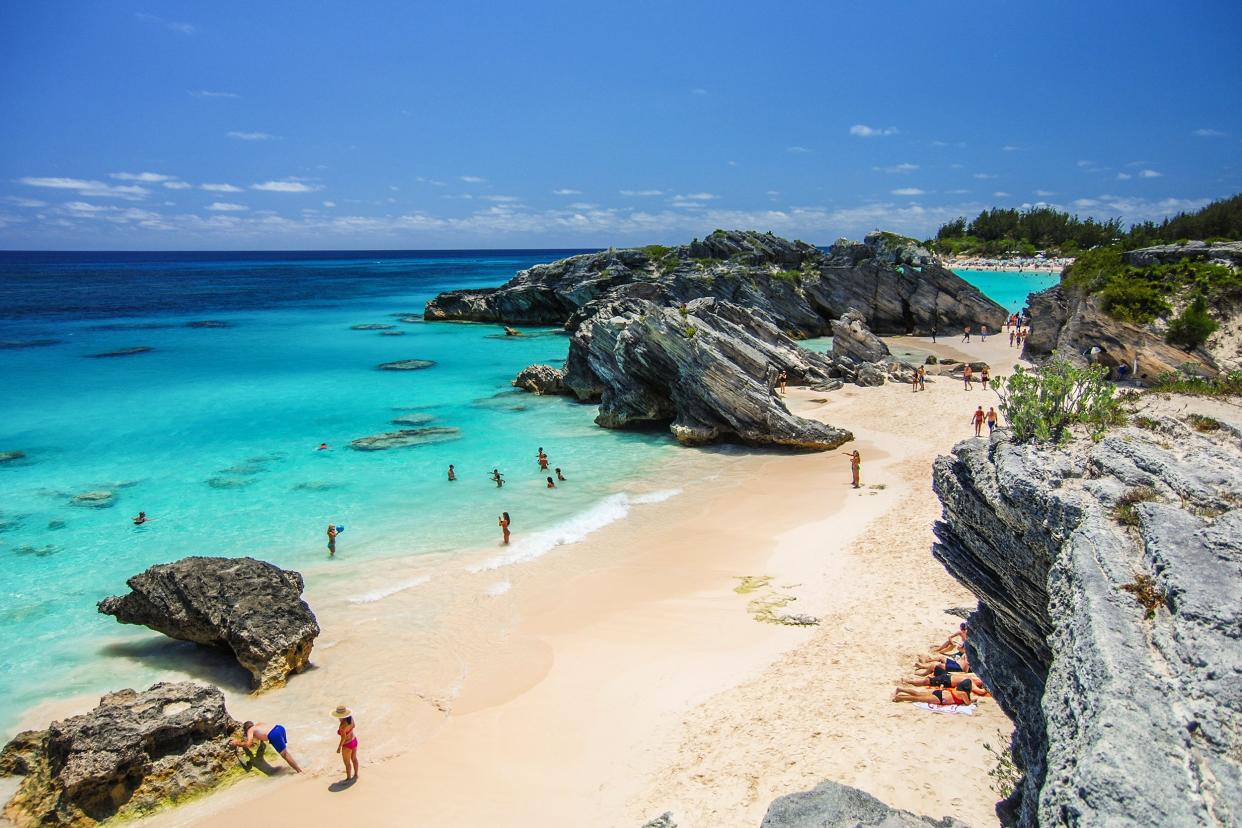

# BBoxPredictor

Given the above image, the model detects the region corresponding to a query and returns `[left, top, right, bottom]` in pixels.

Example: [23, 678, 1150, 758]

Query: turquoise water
[0, 254, 1052, 736]
[952, 268, 1061, 316]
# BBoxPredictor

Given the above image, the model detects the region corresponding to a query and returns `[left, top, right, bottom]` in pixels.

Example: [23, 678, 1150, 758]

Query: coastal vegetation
[1148, 368, 1242, 396]
[1120, 572, 1166, 619]
[994, 357, 1123, 442]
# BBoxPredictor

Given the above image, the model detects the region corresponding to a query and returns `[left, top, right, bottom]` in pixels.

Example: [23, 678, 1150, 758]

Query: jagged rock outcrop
[1123, 240, 1242, 269]
[426, 230, 1005, 337]
[98, 557, 319, 692]
[1023, 285, 1212, 381]
[830, 309, 890, 364]
[512, 364, 568, 395]
[931, 418, 1242, 826]
[0, 682, 239, 826]
[759, 780, 969, 827]
[562, 297, 851, 449]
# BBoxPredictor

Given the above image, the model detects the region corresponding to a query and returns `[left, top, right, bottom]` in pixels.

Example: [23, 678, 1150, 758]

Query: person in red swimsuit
[891, 678, 976, 705]
[332, 705, 359, 781]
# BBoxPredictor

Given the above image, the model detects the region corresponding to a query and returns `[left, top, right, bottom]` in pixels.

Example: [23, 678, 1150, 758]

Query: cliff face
[932, 418, 1242, 826]
[426, 230, 1007, 337]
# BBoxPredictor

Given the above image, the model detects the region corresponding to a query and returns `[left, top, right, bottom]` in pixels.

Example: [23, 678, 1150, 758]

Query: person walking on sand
[327, 523, 338, 558]
[963, 364, 973, 390]
[972, 405, 985, 437]
[555, 467, 566, 481]
[332, 705, 359, 781]
[842, 450, 861, 489]
[980, 366, 990, 390]
[536, 448, 549, 471]
[230, 721, 303, 773]
[912, 370, 919, 393]
[917, 365, 926, 391]
[777, 369, 788, 395]
[491, 468, 504, 487]
[1009, 329, 1016, 348]
[447, 464, 456, 481]
[987, 406, 999, 435]
[981, 324, 989, 342]
[930, 326, 937, 344]
[962, 325, 971, 344]
[498, 512, 511, 545]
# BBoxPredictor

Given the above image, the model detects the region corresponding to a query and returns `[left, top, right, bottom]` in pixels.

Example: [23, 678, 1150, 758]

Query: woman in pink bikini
[332, 705, 359, 781]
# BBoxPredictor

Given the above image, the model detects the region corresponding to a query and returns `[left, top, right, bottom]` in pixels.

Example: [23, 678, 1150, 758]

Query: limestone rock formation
[562, 297, 851, 449]
[98, 557, 320, 692]
[349, 426, 461, 450]
[830, 309, 890, 364]
[1122, 239, 1242, 269]
[512, 364, 568, 395]
[759, 779, 968, 827]
[931, 417, 1242, 826]
[0, 682, 240, 827]
[426, 230, 1005, 337]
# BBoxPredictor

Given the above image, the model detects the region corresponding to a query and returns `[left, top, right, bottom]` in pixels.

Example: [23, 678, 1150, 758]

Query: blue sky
[1, 0, 1240, 250]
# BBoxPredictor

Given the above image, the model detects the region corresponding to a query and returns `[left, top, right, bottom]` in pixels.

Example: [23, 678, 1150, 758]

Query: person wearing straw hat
[332, 705, 359, 780]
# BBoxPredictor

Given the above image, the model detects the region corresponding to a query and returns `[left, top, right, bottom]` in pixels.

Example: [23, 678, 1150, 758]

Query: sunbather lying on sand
[914, 651, 970, 675]
[893, 679, 976, 705]
[932, 623, 967, 654]
[900, 670, 989, 696]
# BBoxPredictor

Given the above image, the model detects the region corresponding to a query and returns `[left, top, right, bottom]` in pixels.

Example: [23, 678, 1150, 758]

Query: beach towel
[912, 702, 976, 715]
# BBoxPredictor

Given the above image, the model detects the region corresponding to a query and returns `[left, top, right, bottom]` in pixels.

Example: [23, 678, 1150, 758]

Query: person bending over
[230, 721, 303, 773]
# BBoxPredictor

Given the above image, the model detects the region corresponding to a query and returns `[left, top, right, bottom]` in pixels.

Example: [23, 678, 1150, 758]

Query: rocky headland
[0, 682, 240, 827]
[427, 230, 1006, 448]
[1023, 240, 1242, 381]
[98, 557, 320, 692]
[931, 409, 1241, 825]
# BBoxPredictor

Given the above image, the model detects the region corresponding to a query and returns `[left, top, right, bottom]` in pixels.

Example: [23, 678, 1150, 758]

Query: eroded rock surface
[830, 309, 891, 364]
[98, 557, 319, 692]
[512, 364, 568, 395]
[932, 417, 1242, 826]
[759, 779, 968, 827]
[0, 682, 239, 827]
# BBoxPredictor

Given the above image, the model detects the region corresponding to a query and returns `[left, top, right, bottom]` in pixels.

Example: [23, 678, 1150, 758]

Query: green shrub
[1149, 369, 1242, 396]
[1187, 414, 1222, 432]
[772, 269, 801, 283]
[641, 244, 671, 259]
[995, 357, 1123, 442]
[1166, 296, 1218, 350]
[1112, 486, 1160, 526]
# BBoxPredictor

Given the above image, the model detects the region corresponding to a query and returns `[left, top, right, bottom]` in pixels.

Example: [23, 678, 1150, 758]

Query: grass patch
[1121, 572, 1166, 620]
[1131, 415, 1161, 430]
[684, 325, 697, 338]
[1187, 414, 1222, 432]
[641, 244, 671, 259]
[771, 269, 802, 283]
[1112, 486, 1161, 526]
[1149, 369, 1242, 397]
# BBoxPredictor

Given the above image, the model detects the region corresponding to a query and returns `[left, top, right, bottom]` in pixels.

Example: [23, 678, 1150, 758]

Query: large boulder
[759, 779, 968, 827]
[830, 309, 890, 364]
[931, 418, 1242, 826]
[98, 557, 319, 692]
[1, 682, 240, 827]
[512, 364, 568, 395]
[562, 297, 852, 450]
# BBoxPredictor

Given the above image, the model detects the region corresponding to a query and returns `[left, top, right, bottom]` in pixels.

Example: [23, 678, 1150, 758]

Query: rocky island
[428, 230, 1006, 448]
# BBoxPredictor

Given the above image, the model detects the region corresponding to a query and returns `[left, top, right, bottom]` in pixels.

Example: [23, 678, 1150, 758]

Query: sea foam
[467, 488, 682, 573]
[348, 574, 433, 604]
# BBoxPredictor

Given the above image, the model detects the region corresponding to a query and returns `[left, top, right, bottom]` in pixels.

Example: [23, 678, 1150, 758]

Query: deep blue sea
[0, 251, 1057, 736]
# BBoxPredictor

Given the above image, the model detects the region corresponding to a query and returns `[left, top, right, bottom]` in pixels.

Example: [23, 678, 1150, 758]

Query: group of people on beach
[227, 704, 359, 782]
[892, 623, 990, 707]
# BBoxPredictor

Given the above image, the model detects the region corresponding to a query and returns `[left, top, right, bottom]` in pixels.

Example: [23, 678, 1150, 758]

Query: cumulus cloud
[201, 183, 243, 192]
[163, 181, 192, 190]
[620, 189, 663, 197]
[875, 163, 919, 174]
[459, 175, 487, 183]
[251, 180, 321, 193]
[17, 177, 148, 200]
[110, 172, 176, 182]
[1116, 172, 1133, 180]
[849, 124, 898, 137]
[227, 131, 276, 141]
[891, 188, 925, 196]
[552, 188, 581, 195]
[1193, 128, 1226, 137]
[1138, 169, 1163, 178]
[206, 202, 248, 211]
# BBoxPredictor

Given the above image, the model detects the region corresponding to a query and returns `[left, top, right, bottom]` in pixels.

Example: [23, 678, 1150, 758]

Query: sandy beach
[37, 331, 1023, 828]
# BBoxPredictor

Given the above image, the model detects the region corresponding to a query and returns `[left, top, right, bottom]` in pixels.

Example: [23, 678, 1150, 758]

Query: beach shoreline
[88, 331, 1025, 828]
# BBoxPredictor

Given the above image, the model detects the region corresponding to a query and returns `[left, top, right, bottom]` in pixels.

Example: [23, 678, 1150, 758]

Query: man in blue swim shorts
[230, 721, 303, 773]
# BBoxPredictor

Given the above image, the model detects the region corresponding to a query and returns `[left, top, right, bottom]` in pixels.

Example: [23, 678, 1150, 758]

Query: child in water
[555, 468, 566, 481]
[546, 476, 555, 489]
[447, 464, 456, 481]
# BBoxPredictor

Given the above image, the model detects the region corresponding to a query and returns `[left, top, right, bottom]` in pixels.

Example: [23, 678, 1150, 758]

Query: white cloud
[191, 90, 239, 99]
[993, 191, 1011, 197]
[110, 171, 175, 182]
[1138, 169, 1163, 178]
[567, 202, 598, 210]
[17, 177, 148, 200]
[227, 131, 276, 141]
[163, 181, 192, 190]
[416, 177, 447, 187]
[849, 124, 898, 137]
[1034, 189, 1057, 197]
[874, 163, 919, 174]
[945, 189, 971, 195]
[674, 193, 717, 201]
[1116, 172, 1133, 181]
[765, 190, 780, 197]
[727, 160, 738, 167]
[322, 200, 336, 208]
[136, 13, 195, 34]
[1076, 160, 1093, 168]
[1193, 128, 1226, 137]
[972, 173, 997, 180]
[459, 175, 487, 183]
[63, 201, 108, 213]
[691, 87, 707, 95]
[480, 195, 521, 203]
[891, 188, 925, 196]
[620, 189, 663, 197]
[552, 188, 581, 195]
[1002, 145, 1022, 152]
[201, 183, 243, 192]
[786, 145, 812, 153]
[251, 180, 321, 193]
[206, 202, 248, 211]
[3, 196, 48, 208]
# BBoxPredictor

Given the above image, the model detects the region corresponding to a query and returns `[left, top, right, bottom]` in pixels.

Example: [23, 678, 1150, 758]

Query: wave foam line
[467, 488, 682, 573]
[348, 574, 433, 604]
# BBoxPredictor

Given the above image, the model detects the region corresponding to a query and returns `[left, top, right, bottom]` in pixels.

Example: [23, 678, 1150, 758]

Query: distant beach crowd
[949, 255, 1072, 274]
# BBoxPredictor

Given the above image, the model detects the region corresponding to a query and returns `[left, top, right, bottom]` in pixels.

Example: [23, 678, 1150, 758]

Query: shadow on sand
[328, 777, 358, 793]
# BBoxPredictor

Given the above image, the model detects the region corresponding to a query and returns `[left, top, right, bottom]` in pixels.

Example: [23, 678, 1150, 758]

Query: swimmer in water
[491, 469, 504, 487]
[132, 511, 147, 526]
[555, 467, 566, 482]
[317, 443, 329, 451]
[447, 464, 456, 481]
[546, 476, 555, 489]
[498, 512, 511, 545]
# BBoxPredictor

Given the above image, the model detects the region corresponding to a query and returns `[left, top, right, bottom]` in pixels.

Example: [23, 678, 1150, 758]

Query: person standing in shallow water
[447, 464, 456, 481]
[332, 705, 359, 781]
[498, 512, 511, 545]
[536, 448, 549, 471]
[555, 467, 566, 481]
[842, 450, 861, 488]
[327, 523, 338, 557]
[546, 476, 556, 489]
[491, 469, 504, 487]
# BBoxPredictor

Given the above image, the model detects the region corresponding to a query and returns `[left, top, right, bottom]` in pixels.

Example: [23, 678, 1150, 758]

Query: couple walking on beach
[229, 705, 360, 782]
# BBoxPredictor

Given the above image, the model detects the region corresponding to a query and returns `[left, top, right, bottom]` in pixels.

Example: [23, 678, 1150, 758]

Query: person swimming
[447, 464, 456, 481]
[132, 511, 147, 525]
[317, 442, 329, 451]
[546, 476, 555, 489]
[490, 469, 504, 487]
[555, 467, 566, 481]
